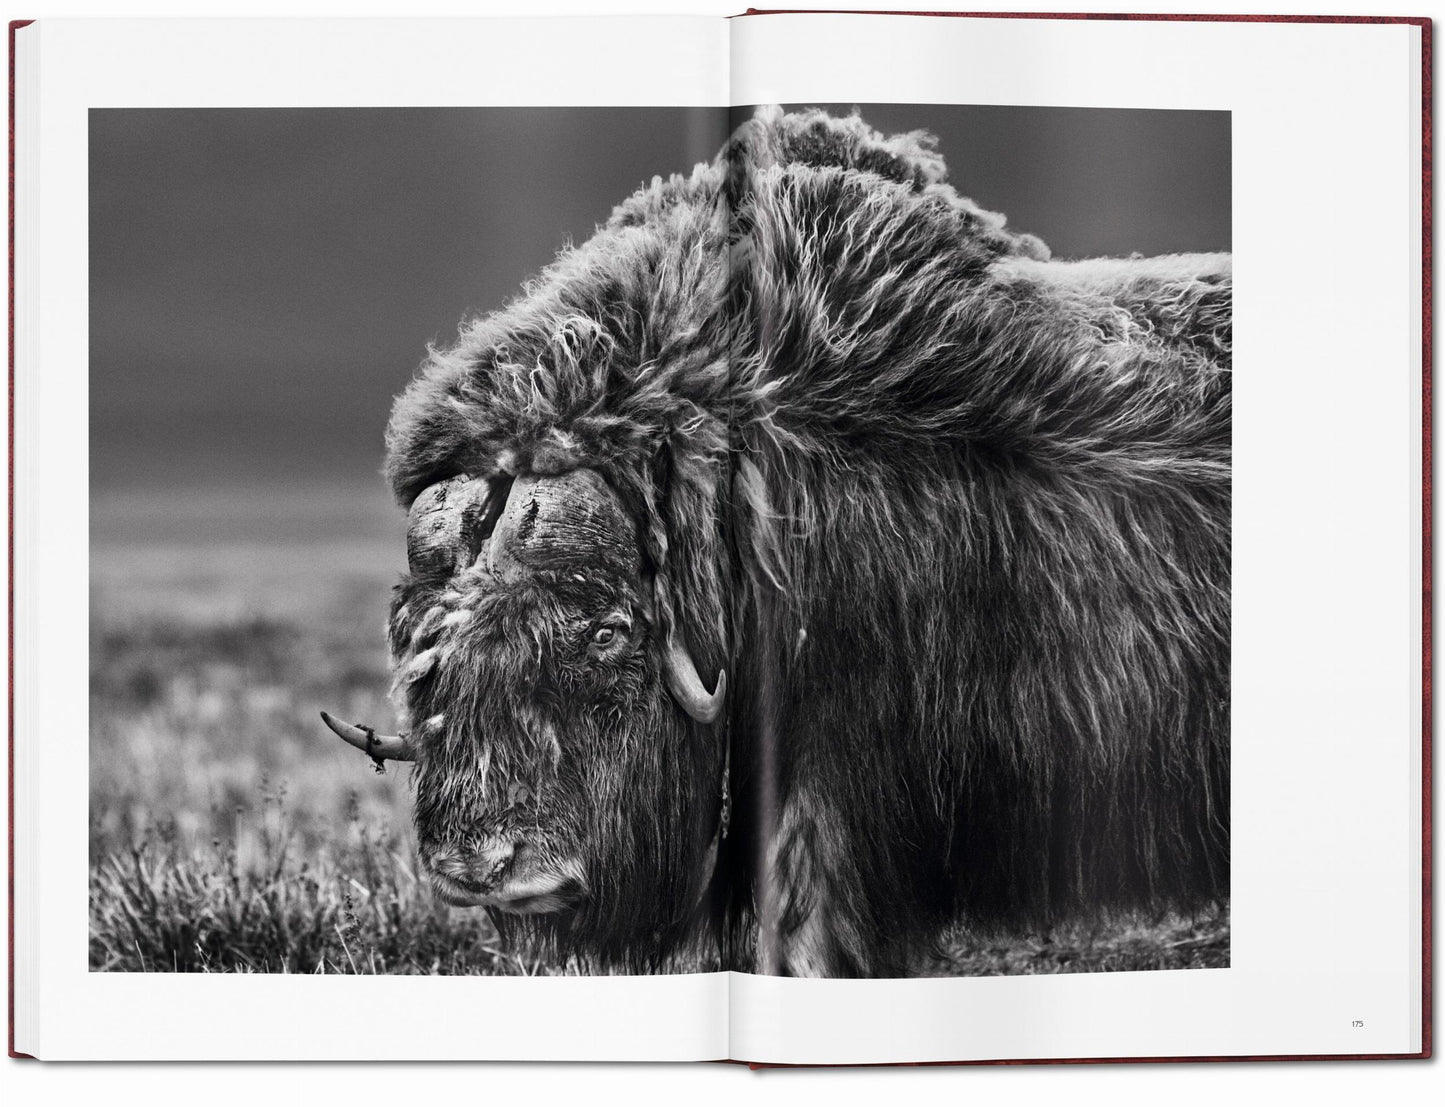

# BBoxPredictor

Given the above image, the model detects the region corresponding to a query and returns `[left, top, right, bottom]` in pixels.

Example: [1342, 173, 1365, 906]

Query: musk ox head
[387, 465, 725, 933]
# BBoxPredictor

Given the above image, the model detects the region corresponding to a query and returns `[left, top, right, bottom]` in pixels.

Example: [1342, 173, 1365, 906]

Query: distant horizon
[91, 479, 403, 546]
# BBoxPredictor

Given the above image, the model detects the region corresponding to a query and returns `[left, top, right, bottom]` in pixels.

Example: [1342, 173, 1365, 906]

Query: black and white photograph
[90, 102, 1232, 979]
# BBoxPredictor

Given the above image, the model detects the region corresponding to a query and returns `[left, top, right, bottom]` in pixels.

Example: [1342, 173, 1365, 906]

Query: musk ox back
[323, 107, 1230, 977]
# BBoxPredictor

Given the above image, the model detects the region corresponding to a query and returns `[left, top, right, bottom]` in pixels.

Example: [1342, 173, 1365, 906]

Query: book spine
[7, 14, 35, 1064]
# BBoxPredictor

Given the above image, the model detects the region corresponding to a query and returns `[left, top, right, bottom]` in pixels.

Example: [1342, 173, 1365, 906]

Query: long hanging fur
[385, 107, 1231, 976]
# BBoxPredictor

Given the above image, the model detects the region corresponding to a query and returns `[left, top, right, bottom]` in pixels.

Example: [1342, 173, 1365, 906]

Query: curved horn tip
[318, 710, 416, 762]
[692, 670, 726, 724]
[658, 631, 729, 724]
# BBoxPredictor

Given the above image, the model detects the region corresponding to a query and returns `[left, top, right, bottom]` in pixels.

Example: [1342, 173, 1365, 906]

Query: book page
[727, 12, 1422, 1064]
[15, 15, 733, 1060]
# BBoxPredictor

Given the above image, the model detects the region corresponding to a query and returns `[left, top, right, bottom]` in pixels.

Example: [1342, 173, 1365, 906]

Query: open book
[10, 12, 1429, 1064]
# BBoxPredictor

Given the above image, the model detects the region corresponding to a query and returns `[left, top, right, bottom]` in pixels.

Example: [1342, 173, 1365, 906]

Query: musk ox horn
[661, 638, 727, 724]
[319, 711, 417, 762]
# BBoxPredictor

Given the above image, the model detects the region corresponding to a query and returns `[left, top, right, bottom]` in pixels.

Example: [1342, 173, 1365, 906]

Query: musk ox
[322, 107, 1231, 977]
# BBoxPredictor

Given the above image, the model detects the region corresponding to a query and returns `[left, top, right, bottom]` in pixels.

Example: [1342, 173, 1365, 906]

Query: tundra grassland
[90, 507, 1228, 975]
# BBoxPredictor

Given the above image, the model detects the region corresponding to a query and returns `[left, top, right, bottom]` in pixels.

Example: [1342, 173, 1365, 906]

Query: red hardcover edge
[735, 8, 1435, 1071]
[7, 14, 34, 1064]
[741, 8, 1428, 25]
[1421, 4, 1435, 1070]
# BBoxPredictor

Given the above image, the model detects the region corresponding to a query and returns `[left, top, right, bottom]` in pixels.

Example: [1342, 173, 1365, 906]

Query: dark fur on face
[389, 468, 726, 970]
[382, 108, 1231, 976]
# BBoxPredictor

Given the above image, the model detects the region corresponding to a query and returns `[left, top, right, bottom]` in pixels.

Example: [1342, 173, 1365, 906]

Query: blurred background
[89, 104, 1230, 973]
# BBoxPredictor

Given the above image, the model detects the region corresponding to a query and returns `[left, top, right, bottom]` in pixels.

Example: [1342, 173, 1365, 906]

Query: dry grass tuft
[89, 536, 558, 975]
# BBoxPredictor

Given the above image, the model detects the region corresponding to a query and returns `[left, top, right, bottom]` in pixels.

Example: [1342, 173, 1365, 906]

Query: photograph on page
[89, 101, 1230, 979]
[88, 105, 732, 977]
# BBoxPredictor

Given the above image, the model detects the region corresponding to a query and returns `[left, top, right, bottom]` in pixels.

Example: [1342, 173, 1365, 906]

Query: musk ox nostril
[472, 838, 518, 885]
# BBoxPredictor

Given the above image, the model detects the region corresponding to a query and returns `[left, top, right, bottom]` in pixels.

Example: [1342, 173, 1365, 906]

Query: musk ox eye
[588, 617, 631, 652]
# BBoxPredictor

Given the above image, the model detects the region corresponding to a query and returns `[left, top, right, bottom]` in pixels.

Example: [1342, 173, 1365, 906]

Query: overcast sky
[90, 104, 1228, 539]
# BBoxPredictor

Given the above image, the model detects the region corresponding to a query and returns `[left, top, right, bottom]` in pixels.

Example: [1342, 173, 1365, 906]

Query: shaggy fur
[384, 107, 1231, 976]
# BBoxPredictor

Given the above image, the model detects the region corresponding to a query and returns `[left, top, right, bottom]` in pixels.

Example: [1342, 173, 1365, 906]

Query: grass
[931, 910, 1229, 977]
[91, 789, 555, 975]
[90, 519, 1228, 976]
[89, 532, 549, 974]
